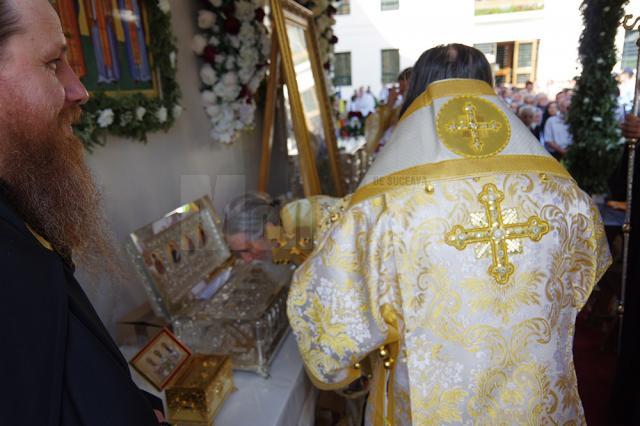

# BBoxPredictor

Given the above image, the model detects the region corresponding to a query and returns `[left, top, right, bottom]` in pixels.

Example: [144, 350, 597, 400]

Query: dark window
[381, 0, 399, 11]
[517, 42, 533, 67]
[381, 49, 400, 84]
[333, 52, 352, 86]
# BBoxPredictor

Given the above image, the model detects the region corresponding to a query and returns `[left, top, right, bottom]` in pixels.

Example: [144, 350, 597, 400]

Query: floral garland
[192, 0, 270, 144]
[75, 0, 182, 151]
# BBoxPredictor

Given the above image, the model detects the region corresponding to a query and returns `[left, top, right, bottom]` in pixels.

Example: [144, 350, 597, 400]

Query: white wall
[79, 0, 268, 336]
[334, 0, 638, 97]
[334, 0, 474, 97]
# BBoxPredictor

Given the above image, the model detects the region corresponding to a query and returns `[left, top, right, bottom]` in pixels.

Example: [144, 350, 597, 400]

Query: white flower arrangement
[193, 0, 270, 144]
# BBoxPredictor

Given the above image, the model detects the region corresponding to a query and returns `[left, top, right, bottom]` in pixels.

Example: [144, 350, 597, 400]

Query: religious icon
[197, 224, 208, 248]
[130, 328, 192, 391]
[118, 0, 152, 82]
[168, 241, 181, 264]
[51, 0, 158, 95]
[149, 252, 166, 275]
[51, 0, 87, 78]
[83, 0, 121, 83]
[182, 235, 196, 256]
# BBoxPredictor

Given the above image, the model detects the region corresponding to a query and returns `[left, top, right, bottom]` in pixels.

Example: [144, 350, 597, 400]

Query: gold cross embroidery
[445, 183, 550, 284]
[445, 101, 502, 152]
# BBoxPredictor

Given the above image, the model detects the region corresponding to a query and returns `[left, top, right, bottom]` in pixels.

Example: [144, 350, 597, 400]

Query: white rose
[229, 36, 241, 49]
[198, 10, 217, 29]
[200, 64, 218, 86]
[216, 131, 235, 144]
[237, 101, 256, 125]
[206, 105, 221, 119]
[215, 54, 225, 64]
[593, 116, 603, 122]
[169, 51, 176, 69]
[191, 34, 207, 55]
[157, 0, 170, 14]
[222, 72, 238, 87]
[238, 67, 254, 84]
[201, 90, 217, 106]
[248, 74, 263, 92]
[236, 1, 255, 22]
[156, 107, 168, 123]
[209, 36, 220, 46]
[209, 0, 222, 7]
[97, 109, 114, 128]
[316, 15, 329, 30]
[239, 23, 256, 43]
[214, 82, 226, 98]
[173, 105, 183, 119]
[223, 85, 241, 101]
[225, 56, 236, 69]
[135, 106, 147, 121]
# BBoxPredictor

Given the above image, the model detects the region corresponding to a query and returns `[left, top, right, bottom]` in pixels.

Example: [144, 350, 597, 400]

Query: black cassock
[0, 191, 159, 425]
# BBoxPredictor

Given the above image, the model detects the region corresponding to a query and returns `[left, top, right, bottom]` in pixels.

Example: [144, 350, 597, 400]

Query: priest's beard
[0, 106, 116, 276]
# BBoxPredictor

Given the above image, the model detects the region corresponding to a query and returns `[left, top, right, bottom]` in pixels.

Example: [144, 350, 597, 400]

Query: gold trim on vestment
[26, 224, 53, 251]
[351, 155, 572, 207]
[399, 79, 497, 123]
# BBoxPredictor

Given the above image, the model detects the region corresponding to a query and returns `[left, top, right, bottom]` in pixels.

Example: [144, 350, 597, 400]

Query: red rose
[323, 61, 331, 71]
[255, 7, 265, 23]
[327, 5, 337, 16]
[202, 45, 217, 64]
[329, 35, 338, 45]
[224, 17, 241, 35]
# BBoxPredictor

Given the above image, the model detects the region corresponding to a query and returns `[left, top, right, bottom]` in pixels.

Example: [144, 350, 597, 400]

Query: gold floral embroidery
[288, 172, 608, 425]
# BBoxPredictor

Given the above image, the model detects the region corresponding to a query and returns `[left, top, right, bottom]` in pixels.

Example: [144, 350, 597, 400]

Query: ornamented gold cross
[445, 101, 502, 152]
[445, 183, 550, 284]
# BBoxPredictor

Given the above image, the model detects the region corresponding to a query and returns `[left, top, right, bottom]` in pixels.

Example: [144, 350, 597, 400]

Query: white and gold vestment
[287, 79, 611, 425]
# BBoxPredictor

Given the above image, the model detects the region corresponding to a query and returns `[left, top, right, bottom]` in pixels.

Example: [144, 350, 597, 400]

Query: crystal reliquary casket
[126, 196, 292, 377]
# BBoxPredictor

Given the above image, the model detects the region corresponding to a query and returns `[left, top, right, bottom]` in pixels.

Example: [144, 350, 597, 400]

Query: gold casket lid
[127, 196, 232, 319]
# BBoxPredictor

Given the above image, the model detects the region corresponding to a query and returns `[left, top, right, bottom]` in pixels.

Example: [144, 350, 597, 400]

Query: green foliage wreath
[74, 0, 181, 151]
[565, 0, 627, 194]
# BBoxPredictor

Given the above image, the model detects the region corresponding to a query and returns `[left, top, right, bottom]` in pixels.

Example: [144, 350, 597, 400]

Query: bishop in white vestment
[287, 45, 610, 426]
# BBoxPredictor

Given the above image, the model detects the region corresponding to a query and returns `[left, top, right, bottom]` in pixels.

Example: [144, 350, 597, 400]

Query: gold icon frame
[259, 0, 344, 197]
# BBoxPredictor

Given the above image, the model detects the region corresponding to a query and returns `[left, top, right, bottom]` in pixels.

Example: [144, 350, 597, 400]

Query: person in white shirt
[543, 98, 572, 159]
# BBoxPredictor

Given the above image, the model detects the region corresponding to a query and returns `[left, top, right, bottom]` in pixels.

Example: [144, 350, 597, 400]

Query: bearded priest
[287, 44, 610, 425]
[0, 1, 163, 424]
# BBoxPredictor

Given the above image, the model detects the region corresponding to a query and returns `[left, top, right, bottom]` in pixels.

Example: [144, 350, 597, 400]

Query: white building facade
[333, 0, 640, 98]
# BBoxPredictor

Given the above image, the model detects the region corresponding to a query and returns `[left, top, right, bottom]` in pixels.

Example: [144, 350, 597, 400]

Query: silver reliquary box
[126, 196, 292, 377]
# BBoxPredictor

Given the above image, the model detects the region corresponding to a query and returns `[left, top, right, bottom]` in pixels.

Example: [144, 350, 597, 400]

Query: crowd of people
[500, 69, 633, 160]
[496, 81, 574, 159]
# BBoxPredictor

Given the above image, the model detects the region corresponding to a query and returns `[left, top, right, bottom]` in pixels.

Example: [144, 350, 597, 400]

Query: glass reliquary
[127, 196, 292, 377]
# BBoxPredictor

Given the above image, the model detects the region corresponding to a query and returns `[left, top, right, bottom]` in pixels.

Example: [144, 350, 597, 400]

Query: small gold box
[130, 329, 234, 425]
[165, 355, 234, 426]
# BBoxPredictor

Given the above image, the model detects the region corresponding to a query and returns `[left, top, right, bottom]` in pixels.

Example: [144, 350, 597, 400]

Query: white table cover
[121, 332, 316, 425]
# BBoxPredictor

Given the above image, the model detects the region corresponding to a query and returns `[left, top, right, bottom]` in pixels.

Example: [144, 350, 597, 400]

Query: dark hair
[0, 0, 21, 61]
[397, 67, 412, 83]
[400, 44, 493, 117]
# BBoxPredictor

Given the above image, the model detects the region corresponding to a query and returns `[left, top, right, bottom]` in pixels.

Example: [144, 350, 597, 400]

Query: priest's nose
[61, 61, 90, 107]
